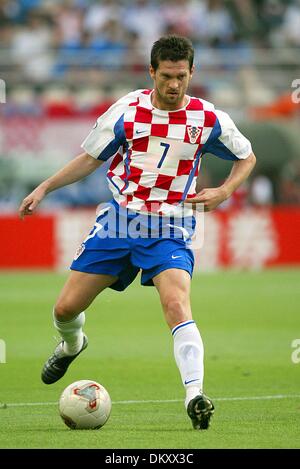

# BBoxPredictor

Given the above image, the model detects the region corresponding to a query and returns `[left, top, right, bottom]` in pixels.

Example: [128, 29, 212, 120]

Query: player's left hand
[184, 187, 228, 212]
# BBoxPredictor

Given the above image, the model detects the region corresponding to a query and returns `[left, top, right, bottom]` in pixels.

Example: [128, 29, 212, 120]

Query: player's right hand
[18, 187, 46, 220]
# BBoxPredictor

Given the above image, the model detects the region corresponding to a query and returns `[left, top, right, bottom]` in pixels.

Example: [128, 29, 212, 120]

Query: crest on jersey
[187, 126, 201, 144]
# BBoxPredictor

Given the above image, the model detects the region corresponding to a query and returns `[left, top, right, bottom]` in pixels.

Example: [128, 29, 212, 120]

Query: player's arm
[19, 93, 130, 219]
[19, 152, 103, 219]
[185, 109, 256, 211]
[186, 152, 256, 211]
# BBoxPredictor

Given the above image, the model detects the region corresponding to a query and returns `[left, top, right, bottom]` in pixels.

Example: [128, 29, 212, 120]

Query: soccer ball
[59, 380, 112, 430]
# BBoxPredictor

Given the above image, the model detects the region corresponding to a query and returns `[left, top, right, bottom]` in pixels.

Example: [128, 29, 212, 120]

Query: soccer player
[19, 36, 256, 430]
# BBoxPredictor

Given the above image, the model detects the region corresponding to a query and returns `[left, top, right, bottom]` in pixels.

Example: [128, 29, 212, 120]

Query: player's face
[149, 60, 194, 110]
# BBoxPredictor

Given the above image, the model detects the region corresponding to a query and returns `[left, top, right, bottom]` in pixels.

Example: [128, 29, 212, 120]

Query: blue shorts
[70, 201, 195, 291]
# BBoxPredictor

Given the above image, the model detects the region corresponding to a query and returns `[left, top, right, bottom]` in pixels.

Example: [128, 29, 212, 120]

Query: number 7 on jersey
[157, 142, 170, 168]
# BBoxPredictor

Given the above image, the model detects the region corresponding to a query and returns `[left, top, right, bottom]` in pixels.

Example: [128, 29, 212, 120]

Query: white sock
[185, 386, 201, 409]
[172, 320, 204, 408]
[53, 311, 85, 356]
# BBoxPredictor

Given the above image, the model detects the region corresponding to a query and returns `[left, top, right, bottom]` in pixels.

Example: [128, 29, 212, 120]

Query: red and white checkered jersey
[81, 89, 252, 216]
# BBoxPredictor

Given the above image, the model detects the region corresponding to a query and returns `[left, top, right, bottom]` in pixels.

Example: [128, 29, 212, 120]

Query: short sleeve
[204, 110, 252, 161]
[81, 98, 127, 161]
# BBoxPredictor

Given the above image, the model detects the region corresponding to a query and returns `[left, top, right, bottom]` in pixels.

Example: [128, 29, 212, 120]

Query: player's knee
[162, 298, 188, 328]
[54, 301, 79, 321]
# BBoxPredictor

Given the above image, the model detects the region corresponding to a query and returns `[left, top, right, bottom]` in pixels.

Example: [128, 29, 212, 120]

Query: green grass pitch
[0, 269, 299, 449]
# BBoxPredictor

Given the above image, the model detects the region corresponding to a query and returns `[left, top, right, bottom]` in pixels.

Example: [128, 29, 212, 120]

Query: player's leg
[153, 268, 214, 429]
[54, 270, 117, 354]
[41, 270, 117, 384]
[153, 268, 202, 398]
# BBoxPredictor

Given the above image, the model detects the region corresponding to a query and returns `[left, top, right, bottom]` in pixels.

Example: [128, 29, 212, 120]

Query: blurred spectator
[227, 0, 260, 39]
[280, 0, 300, 47]
[10, 11, 54, 81]
[53, 0, 83, 48]
[124, 30, 147, 73]
[161, 0, 207, 41]
[201, 0, 235, 46]
[88, 19, 128, 69]
[250, 175, 274, 205]
[122, 0, 165, 53]
[280, 159, 300, 204]
[0, 23, 13, 48]
[83, 0, 121, 35]
[0, 0, 42, 24]
[258, 0, 286, 46]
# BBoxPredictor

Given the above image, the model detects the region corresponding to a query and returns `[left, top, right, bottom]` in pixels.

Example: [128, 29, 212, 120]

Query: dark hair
[151, 35, 194, 71]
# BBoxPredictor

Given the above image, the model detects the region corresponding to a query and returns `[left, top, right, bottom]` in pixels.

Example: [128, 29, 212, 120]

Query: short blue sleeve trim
[202, 118, 239, 162]
[205, 139, 239, 161]
[98, 114, 126, 161]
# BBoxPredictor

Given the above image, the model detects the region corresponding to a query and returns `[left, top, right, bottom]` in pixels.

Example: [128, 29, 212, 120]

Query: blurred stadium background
[0, 0, 300, 270]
